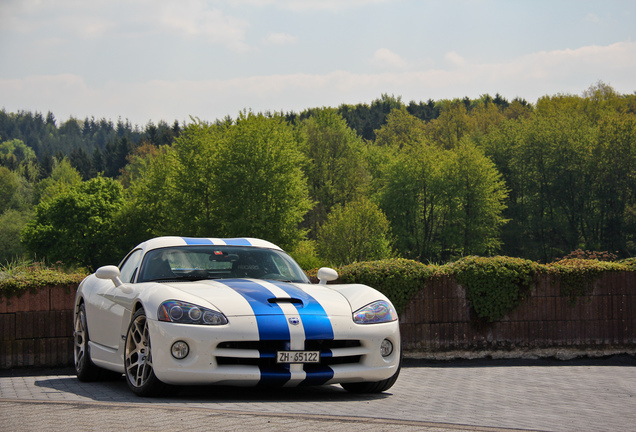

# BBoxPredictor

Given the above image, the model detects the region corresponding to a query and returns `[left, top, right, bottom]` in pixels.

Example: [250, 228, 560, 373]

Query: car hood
[159, 278, 354, 317]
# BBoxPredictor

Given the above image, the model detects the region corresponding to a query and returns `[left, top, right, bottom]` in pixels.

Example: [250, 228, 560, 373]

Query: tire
[124, 308, 167, 397]
[74, 303, 105, 381]
[341, 350, 402, 394]
[341, 364, 401, 393]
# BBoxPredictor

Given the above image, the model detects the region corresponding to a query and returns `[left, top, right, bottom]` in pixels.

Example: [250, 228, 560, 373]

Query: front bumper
[148, 315, 400, 387]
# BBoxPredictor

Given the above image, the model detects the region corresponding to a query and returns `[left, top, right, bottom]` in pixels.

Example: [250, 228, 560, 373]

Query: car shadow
[29, 370, 392, 403]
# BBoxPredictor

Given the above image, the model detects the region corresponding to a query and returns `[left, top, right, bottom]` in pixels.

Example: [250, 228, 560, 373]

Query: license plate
[276, 351, 320, 364]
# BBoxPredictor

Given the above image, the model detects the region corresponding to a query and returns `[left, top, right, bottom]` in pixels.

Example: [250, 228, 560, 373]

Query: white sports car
[73, 236, 401, 396]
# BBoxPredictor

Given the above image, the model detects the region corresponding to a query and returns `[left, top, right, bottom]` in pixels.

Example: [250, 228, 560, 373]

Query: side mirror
[95, 265, 127, 290]
[317, 267, 338, 285]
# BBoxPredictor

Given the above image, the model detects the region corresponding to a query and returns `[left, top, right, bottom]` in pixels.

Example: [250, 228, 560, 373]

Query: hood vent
[268, 297, 303, 306]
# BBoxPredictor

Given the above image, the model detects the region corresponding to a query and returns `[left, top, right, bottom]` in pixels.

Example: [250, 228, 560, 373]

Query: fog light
[380, 339, 393, 357]
[171, 341, 189, 359]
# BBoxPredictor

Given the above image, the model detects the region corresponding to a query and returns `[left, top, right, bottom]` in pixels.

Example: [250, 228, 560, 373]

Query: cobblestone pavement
[1, 356, 635, 432]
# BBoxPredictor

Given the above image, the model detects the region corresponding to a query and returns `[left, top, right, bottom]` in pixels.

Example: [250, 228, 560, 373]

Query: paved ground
[1, 355, 635, 432]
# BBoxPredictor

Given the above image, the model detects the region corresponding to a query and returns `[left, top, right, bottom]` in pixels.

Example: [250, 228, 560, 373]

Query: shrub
[338, 258, 433, 314]
[289, 240, 324, 271]
[546, 258, 629, 303]
[0, 259, 87, 299]
[445, 256, 541, 322]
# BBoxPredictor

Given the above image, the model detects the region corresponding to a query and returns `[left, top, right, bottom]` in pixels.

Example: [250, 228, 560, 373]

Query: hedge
[2, 256, 633, 323]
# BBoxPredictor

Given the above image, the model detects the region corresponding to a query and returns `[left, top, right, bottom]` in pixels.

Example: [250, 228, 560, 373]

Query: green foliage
[440, 139, 509, 258]
[0, 209, 33, 264]
[211, 112, 312, 249]
[33, 157, 82, 203]
[546, 258, 628, 304]
[446, 256, 541, 322]
[317, 197, 393, 266]
[338, 258, 433, 314]
[0, 139, 37, 169]
[21, 176, 124, 269]
[288, 240, 324, 271]
[378, 127, 508, 262]
[0, 167, 19, 208]
[0, 259, 87, 299]
[299, 108, 370, 238]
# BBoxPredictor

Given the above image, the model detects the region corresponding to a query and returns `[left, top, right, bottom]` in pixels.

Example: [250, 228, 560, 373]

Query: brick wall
[0, 285, 76, 368]
[400, 272, 636, 352]
[1, 273, 635, 369]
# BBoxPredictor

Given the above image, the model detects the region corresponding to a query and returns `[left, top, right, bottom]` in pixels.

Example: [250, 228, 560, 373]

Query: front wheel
[74, 303, 104, 381]
[124, 309, 167, 396]
[340, 363, 401, 393]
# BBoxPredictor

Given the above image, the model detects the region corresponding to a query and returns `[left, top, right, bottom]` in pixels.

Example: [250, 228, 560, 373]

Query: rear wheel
[124, 308, 167, 397]
[74, 303, 104, 381]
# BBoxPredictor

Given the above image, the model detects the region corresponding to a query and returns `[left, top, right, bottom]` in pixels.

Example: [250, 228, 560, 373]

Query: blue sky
[1, 0, 635, 126]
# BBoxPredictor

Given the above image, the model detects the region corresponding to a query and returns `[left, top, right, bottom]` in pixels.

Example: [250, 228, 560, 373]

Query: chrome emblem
[288, 317, 300, 325]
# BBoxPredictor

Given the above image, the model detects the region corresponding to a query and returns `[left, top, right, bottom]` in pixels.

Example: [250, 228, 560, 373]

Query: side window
[119, 249, 143, 283]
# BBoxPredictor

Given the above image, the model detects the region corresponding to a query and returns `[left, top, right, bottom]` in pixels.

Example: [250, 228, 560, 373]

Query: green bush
[445, 256, 541, 322]
[3, 254, 632, 325]
[0, 260, 87, 299]
[546, 258, 629, 303]
[289, 240, 324, 271]
[338, 258, 433, 314]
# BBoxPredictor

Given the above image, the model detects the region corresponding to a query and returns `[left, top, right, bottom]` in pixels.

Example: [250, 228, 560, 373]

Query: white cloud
[584, 13, 600, 23]
[371, 48, 407, 69]
[228, 0, 392, 12]
[0, 0, 251, 51]
[2, 41, 635, 125]
[153, 1, 250, 51]
[444, 51, 466, 68]
[262, 32, 298, 46]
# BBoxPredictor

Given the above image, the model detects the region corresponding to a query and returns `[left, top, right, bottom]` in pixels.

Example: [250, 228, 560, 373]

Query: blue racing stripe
[223, 238, 252, 246]
[222, 279, 290, 341]
[182, 237, 214, 245]
[271, 282, 335, 341]
[257, 367, 291, 387]
[301, 366, 334, 386]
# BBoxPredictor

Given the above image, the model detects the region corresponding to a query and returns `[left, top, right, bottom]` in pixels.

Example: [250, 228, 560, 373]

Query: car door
[86, 249, 143, 350]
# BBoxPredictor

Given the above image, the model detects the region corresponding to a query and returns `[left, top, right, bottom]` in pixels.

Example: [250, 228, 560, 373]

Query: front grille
[215, 339, 362, 367]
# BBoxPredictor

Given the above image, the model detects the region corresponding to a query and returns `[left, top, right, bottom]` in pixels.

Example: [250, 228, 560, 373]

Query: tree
[299, 108, 369, 237]
[124, 113, 312, 249]
[379, 142, 445, 260]
[33, 158, 82, 204]
[439, 139, 509, 258]
[0, 139, 36, 170]
[374, 107, 427, 149]
[210, 112, 311, 248]
[0, 209, 32, 264]
[0, 167, 19, 214]
[317, 197, 392, 265]
[69, 146, 93, 180]
[22, 176, 124, 268]
[169, 120, 223, 235]
[589, 113, 636, 255]
[425, 99, 475, 149]
[118, 145, 177, 248]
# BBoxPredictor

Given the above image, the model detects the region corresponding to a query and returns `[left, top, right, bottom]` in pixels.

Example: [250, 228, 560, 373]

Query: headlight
[352, 300, 398, 324]
[158, 300, 228, 325]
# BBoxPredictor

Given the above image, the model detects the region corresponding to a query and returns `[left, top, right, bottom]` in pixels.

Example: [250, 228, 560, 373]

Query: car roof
[135, 236, 283, 252]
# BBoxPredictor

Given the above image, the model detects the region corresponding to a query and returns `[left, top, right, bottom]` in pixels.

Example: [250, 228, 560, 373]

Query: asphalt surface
[1, 355, 635, 432]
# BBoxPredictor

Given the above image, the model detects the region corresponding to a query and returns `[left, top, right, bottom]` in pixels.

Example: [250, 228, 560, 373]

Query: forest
[1, 82, 635, 270]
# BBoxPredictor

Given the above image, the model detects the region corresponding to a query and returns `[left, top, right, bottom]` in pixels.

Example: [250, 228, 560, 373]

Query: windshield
[137, 245, 310, 283]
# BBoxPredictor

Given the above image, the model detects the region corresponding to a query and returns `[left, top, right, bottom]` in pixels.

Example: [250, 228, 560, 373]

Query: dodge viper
[73, 236, 401, 396]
